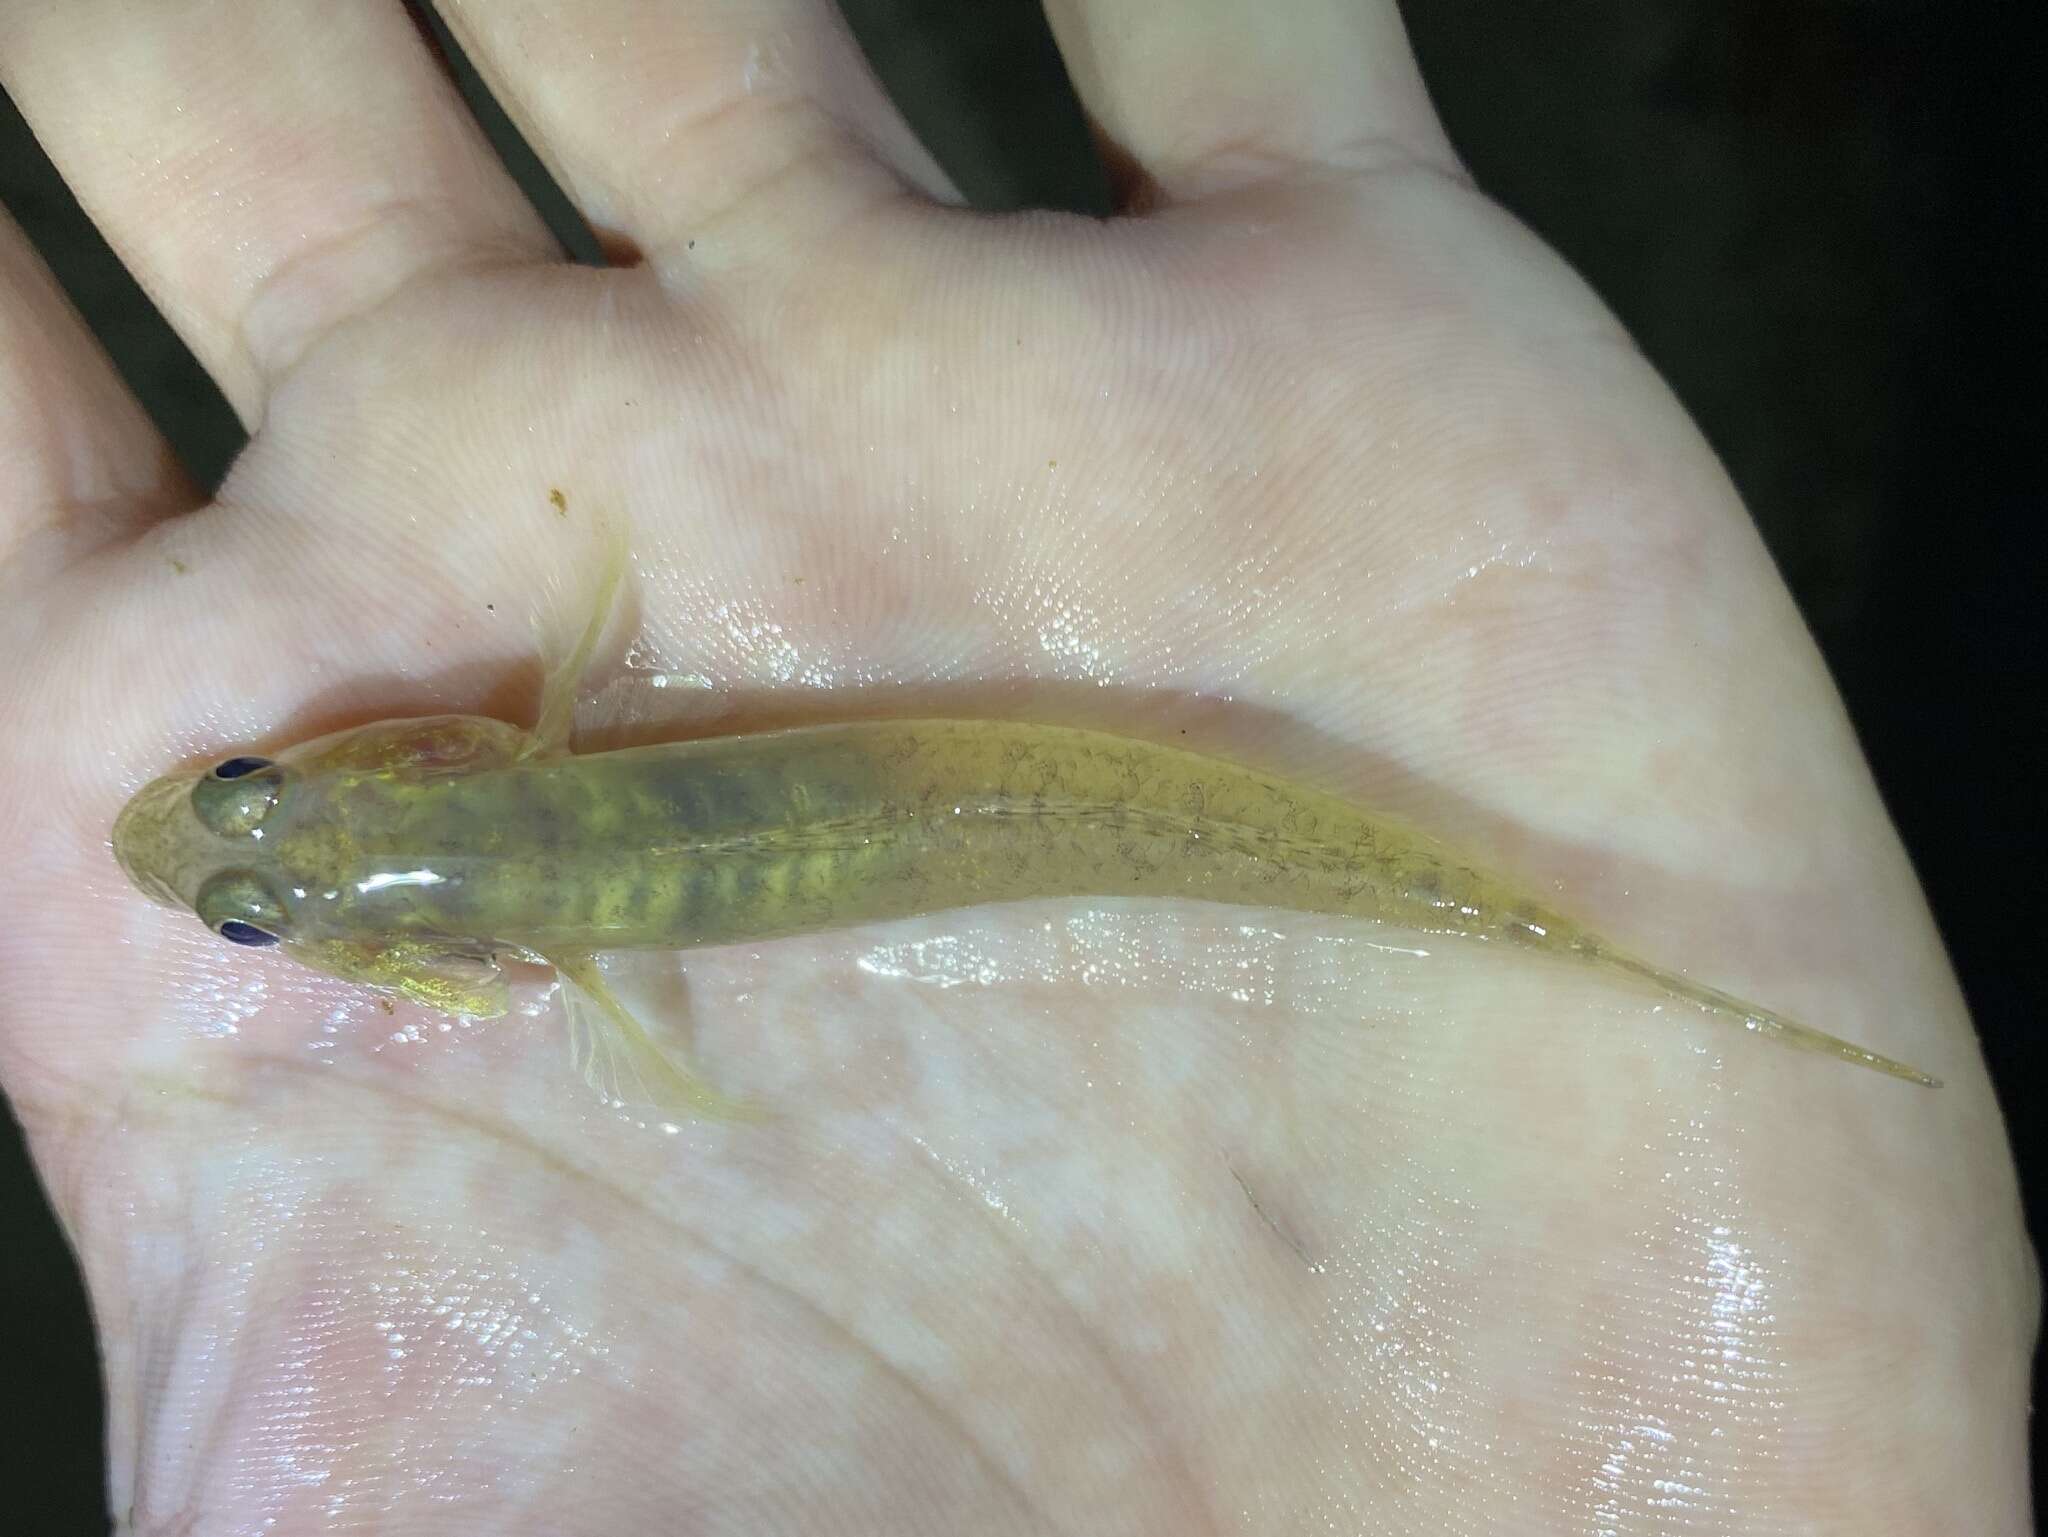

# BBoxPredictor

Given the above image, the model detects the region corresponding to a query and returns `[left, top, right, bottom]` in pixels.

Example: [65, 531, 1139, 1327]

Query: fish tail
[1579, 940, 1940, 1087]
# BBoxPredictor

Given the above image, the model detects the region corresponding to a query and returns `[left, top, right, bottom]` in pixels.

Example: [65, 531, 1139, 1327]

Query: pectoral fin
[291, 937, 511, 1017]
[549, 952, 761, 1122]
[277, 716, 528, 778]
[521, 518, 630, 761]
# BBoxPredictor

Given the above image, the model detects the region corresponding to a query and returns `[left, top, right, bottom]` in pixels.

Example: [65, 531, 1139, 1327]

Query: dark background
[3, 1, 2038, 1529]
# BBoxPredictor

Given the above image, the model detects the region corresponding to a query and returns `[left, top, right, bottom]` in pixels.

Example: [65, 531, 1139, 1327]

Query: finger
[0, 1, 553, 427]
[434, 0, 954, 268]
[1042, 0, 1453, 204]
[0, 212, 190, 569]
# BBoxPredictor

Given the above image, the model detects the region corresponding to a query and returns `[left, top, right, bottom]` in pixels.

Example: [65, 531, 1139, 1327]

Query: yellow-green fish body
[111, 552, 1937, 1113]
[158, 720, 1580, 955]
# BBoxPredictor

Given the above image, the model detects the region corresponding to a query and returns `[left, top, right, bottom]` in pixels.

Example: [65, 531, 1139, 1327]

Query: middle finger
[435, 0, 953, 271]
[0, 0, 554, 426]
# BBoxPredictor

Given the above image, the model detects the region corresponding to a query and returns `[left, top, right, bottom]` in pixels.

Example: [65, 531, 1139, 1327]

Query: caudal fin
[1585, 944, 1940, 1087]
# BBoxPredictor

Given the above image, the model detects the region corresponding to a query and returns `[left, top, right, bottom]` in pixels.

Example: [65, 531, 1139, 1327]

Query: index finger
[0, 209, 192, 572]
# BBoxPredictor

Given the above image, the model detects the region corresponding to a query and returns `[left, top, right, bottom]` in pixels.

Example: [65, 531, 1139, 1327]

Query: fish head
[112, 753, 302, 949]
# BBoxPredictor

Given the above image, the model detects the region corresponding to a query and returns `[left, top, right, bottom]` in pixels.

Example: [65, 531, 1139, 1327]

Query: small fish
[112, 543, 1937, 1115]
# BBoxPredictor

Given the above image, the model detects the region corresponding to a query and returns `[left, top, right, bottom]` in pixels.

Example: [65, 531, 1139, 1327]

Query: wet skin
[0, 4, 2032, 1532]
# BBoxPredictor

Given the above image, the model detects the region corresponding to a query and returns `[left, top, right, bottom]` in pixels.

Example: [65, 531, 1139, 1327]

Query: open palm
[0, 4, 2030, 1533]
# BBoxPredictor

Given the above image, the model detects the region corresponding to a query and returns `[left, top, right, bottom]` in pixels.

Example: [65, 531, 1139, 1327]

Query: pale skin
[0, 2, 2032, 1532]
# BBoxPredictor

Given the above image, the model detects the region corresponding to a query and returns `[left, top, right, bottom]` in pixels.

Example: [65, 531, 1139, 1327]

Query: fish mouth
[111, 775, 200, 910]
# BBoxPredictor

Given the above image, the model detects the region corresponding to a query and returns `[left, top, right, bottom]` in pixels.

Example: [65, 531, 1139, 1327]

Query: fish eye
[191, 758, 283, 837]
[196, 871, 290, 944]
[211, 756, 274, 781]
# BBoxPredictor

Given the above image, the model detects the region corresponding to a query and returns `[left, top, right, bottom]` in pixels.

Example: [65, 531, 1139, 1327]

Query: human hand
[0, 3, 2029, 1531]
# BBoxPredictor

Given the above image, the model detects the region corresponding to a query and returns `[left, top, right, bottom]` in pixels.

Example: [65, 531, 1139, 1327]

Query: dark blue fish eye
[212, 756, 274, 781]
[218, 919, 279, 947]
